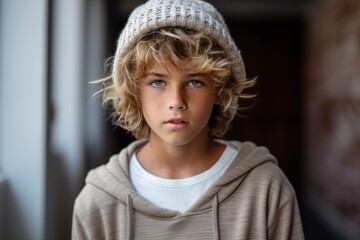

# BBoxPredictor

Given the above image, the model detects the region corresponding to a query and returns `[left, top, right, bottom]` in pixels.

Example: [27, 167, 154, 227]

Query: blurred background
[0, 0, 359, 239]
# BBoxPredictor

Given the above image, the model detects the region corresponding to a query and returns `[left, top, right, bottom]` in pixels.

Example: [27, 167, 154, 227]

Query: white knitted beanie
[112, 0, 246, 84]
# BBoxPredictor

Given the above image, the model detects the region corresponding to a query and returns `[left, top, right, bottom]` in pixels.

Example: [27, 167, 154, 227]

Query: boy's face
[139, 61, 218, 147]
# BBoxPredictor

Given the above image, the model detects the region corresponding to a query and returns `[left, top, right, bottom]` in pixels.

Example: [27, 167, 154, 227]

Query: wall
[306, 0, 360, 239]
[0, 0, 101, 239]
[0, 0, 48, 239]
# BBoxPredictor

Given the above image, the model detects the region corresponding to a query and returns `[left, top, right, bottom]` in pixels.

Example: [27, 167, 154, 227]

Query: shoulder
[224, 140, 296, 202]
[238, 158, 298, 225]
[248, 161, 295, 196]
[72, 184, 128, 239]
[73, 140, 148, 217]
[73, 182, 119, 217]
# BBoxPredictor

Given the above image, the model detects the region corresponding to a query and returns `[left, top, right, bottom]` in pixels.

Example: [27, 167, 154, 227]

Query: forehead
[144, 58, 206, 75]
[144, 60, 209, 78]
[144, 61, 201, 78]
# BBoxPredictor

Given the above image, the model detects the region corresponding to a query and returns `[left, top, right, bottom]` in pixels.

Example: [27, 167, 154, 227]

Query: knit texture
[112, 0, 246, 84]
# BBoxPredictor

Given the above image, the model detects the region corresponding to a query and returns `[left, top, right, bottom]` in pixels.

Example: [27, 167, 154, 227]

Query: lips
[164, 118, 189, 130]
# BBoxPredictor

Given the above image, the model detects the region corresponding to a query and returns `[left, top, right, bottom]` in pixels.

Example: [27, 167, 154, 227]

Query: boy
[72, 0, 304, 239]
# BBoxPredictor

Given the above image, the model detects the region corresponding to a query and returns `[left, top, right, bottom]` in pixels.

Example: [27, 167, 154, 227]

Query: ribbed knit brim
[112, 0, 246, 84]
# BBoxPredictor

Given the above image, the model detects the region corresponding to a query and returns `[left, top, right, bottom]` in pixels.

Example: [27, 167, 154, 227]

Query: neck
[136, 134, 225, 179]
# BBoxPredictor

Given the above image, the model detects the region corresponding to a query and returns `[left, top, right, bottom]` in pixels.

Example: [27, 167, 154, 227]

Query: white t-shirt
[129, 141, 238, 212]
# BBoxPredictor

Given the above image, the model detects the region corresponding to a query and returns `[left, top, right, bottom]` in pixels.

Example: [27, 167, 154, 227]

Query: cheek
[140, 97, 161, 124]
[140, 87, 164, 106]
[193, 95, 216, 117]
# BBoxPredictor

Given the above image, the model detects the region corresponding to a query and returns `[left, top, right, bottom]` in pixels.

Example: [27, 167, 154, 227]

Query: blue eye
[188, 80, 204, 88]
[150, 80, 165, 87]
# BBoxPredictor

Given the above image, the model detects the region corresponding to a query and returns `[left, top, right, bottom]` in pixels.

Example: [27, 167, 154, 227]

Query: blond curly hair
[100, 28, 255, 139]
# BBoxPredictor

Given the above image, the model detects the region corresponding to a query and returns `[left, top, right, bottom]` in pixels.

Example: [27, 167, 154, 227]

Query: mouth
[165, 118, 188, 123]
[164, 118, 189, 130]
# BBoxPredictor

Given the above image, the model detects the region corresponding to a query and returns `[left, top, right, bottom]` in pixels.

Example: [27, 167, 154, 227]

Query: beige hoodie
[72, 140, 304, 239]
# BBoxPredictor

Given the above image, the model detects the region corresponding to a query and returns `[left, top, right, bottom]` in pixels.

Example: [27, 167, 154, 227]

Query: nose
[168, 86, 187, 111]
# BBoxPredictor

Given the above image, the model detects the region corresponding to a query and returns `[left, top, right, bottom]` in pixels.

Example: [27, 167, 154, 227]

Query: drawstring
[127, 195, 133, 240]
[212, 194, 220, 240]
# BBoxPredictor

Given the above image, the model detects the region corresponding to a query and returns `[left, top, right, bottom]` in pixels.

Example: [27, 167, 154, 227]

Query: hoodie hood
[85, 139, 277, 218]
